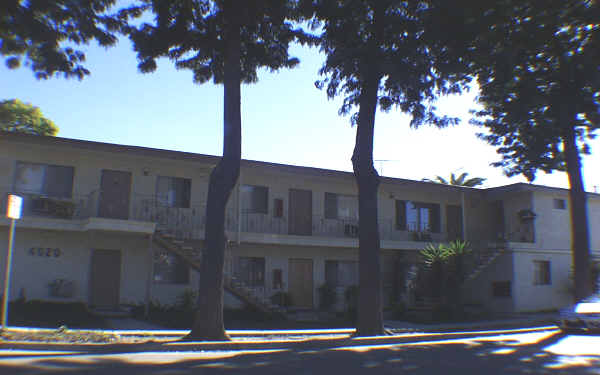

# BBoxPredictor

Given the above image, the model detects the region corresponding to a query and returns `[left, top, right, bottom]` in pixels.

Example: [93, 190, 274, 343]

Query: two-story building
[0, 132, 598, 315]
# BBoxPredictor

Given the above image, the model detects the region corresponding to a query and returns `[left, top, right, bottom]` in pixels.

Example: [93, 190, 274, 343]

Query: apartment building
[0, 132, 598, 315]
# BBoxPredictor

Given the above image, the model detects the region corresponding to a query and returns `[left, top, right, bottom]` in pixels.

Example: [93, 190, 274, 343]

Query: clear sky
[1, 36, 599, 191]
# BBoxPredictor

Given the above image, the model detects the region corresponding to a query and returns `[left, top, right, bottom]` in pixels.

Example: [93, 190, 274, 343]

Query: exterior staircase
[464, 247, 505, 282]
[153, 231, 285, 315]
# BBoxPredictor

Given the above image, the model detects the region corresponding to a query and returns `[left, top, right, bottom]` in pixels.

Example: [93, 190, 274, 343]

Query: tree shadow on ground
[0, 330, 598, 374]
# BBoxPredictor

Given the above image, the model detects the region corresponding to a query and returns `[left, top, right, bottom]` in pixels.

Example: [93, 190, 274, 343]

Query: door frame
[89, 249, 122, 309]
[288, 258, 314, 308]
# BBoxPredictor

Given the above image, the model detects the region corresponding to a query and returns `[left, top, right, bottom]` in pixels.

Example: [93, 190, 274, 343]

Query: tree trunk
[187, 2, 241, 341]
[352, 68, 384, 337]
[563, 125, 592, 302]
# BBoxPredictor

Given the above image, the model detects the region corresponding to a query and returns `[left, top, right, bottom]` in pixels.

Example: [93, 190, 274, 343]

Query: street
[0, 328, 599, 374]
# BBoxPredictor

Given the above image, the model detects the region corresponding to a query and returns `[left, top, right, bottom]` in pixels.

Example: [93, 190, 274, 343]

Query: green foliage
[126, 0, 306, 84]
[305, 0, 471, 128]
[424, 172, 486, 187]
[464, 0, 600, 181]
[317, 283, 337, 310]
[419, 240, 472, 300]
[420, 243, 452, 268]
[0, 1, 132, 79]
[0, 99, 58, 136]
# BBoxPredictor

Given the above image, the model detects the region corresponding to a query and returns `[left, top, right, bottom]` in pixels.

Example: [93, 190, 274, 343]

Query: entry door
[98, 170, 132, 219]
[90, 249, 121, 309]
[288, 258, 313, 308]
[446, 205, 463, 241]
[288, 189, 312, 235]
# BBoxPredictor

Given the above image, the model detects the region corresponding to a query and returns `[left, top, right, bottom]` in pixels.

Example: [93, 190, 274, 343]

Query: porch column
[144, 234, 153, 318]
[461, 191, 467, 241]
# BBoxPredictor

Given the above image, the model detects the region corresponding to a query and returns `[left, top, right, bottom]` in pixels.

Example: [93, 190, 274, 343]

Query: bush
[317, 284, 337, 310]
[7, 300, 107, 328]
[270, 292, 292, 307]
[344, 285, 358, 323]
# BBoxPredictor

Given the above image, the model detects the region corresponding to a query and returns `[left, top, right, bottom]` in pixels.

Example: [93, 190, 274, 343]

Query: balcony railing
[1, 189, 97, 220]
[2, 189, 453, 243]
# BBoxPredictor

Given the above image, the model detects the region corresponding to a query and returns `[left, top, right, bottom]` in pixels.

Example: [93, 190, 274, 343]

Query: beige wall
[462, 252, 515, 313]
[512, 250, 573, 312]
[0, 227, 150, 305]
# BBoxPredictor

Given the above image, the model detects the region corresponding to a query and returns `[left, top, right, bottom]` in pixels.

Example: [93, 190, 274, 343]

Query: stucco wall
[462, 251, 515, 313]
[512, 250, 573, 312]
[0, 228, 150, 305]
[227, 243, 358, 309]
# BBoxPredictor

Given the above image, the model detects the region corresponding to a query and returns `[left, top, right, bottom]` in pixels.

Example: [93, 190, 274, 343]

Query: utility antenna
[374, 159, 400, 176]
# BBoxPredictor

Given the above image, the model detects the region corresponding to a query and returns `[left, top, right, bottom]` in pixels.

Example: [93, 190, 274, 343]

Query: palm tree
[423, 172, 486, 187]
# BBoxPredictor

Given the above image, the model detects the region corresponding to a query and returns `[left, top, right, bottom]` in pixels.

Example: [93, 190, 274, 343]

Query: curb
[0, 326, 559, 353]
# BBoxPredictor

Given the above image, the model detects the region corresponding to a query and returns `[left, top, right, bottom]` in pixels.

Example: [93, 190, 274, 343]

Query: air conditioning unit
[31, 196, 51, 214]
[344, 224, 359, 238]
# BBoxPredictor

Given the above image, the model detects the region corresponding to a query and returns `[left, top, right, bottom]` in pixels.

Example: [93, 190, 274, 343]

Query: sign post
[2, 194, 22, 330]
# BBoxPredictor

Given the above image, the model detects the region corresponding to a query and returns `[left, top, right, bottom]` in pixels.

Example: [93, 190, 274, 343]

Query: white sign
[6, 194, 23, 219]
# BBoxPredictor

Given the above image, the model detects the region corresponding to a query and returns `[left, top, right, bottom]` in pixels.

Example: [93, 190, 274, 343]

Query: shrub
[270, 291, 292, 307]
[317, 284, 337, 310]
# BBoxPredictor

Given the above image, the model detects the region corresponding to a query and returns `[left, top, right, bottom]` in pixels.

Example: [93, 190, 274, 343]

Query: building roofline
[2, 132, 597, 197]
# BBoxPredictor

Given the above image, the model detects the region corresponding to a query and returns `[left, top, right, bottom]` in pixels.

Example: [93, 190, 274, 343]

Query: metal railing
[2, 188, 461, 244]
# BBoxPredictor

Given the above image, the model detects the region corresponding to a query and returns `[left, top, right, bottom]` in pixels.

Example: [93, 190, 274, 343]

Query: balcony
[0, 190, 155, 234]
[1, 190, 453, 247]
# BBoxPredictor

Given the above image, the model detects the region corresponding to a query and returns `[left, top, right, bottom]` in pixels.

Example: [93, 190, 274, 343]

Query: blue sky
[1, 36, 599, 191]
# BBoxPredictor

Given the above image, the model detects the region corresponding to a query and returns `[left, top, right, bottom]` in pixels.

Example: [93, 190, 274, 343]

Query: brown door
[288, 189, 312, 235]
[288, 258, 313, 308]
[98, 170, 132, 219]
[90, 249, 121, 309]
[446, 205, 463, 241]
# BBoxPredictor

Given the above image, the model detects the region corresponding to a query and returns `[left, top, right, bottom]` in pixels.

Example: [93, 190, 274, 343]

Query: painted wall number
[28, 247, 62, 257]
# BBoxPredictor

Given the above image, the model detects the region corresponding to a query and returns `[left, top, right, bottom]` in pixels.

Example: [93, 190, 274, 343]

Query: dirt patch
[0, 327, 121, 344]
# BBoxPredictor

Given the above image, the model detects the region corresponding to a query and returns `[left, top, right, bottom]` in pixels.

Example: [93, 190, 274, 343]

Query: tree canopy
[0, 99, 58, 136]
[0, 0, 130, 79]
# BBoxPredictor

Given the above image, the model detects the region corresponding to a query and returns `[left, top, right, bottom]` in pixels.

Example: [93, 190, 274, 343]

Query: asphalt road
[0, 328, 599, 374]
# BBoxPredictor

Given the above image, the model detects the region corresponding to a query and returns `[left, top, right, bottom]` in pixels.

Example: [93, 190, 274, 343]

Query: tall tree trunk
[353, 68, 384, 337]
[563, 125, 592, 302]
[187, 2, 241, 341]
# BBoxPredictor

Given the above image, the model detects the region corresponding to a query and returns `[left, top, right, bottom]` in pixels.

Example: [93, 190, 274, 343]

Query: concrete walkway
[384, 312, 560, 332]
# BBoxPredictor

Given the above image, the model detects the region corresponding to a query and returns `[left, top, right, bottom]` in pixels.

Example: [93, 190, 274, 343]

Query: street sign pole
[1, 218, 16, 330]
[2, 194, 22, 330]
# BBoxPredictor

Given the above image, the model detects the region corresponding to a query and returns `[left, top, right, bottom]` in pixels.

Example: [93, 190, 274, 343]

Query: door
[288, 189, 312, 235]
[98, 169, 132, 219]
[288, 258, 313, 308]
[446, 204, 463, 241]
[90, 249, 121, 309]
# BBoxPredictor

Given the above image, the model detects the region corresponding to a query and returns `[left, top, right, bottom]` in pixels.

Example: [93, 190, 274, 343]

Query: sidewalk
[384, 312, 559, 332]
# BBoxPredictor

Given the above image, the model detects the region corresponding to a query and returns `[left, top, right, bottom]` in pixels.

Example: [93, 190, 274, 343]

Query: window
[325, 260, 358, 287]
[14, 162, 74, 198]
[156, 176, 191, 208]
[237, 257, 265, 287]
[153, 249, 189, 284]
[553, 199, 566, 210]
[395, 200, 440, 232]
[492, 281, 512, 297]
[241, 185, 268, 214]
[325, 192, 358, 220]
[533, 260, 551, 285]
